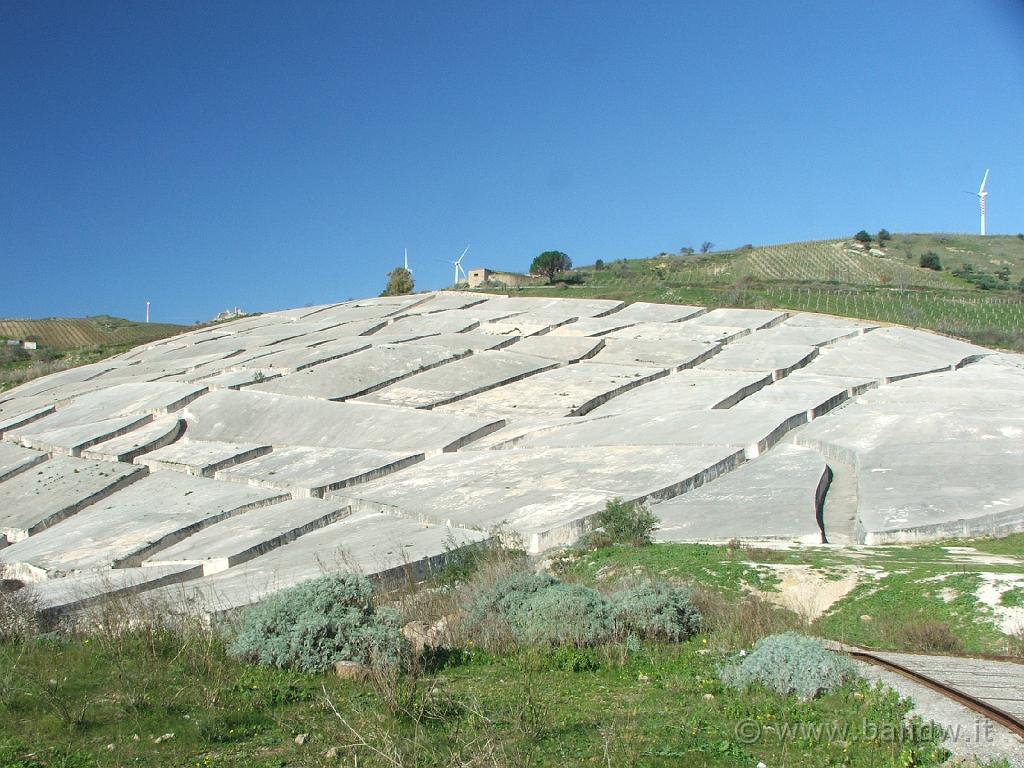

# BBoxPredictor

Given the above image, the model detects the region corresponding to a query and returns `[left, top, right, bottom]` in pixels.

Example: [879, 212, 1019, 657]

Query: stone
[0, 442, 48, 483]
[356, 350, 557, 409]
[138, 440, 272, 477]
[0, 456, 147, 543]
[437, 361, 667, 419]
[334, 661, 369, 681]
[249, 343, 472, 401]
[332, 445, 743, 553]
[652, 445, 829, 544]
[181, 389, 503, 454]
[144, 512, 486, 617]
[215, 445, 423, 497]
[0, 472, 285, 577]
[79, 416, 184, 462]
[142, 497, 349, 573]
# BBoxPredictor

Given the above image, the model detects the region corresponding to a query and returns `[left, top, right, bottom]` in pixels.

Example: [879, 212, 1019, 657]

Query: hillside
[0, 315, 185, 351]
[0, 316, 188, 393]
[474, 233, 1024, 351]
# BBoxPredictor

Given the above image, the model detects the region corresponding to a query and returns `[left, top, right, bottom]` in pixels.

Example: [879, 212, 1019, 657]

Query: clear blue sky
[2, 0, 1022, 323]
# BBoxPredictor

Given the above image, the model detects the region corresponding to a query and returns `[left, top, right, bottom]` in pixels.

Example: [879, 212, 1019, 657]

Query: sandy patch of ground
[940, 547, 1023, 567]
[754, 564, 861, 622]
[976, 572, 1024, 635]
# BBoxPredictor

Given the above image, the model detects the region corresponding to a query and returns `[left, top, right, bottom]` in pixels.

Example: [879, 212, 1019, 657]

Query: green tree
[700, 241, 714, 254]
[877, 228, 891, 244]
[919, 252, 942, 271]
[529, 251, 572, 281]
[380, 266, 414, 296]
[594, 259, 605, 271]
[853, 230, 872, 245]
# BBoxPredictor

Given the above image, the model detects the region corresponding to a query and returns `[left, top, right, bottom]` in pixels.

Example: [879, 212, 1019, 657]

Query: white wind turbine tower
[975, 169, 990, 236]
[450, 245, 469, 285]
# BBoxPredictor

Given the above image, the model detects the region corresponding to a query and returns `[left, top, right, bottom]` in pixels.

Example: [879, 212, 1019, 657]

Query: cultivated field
[487, 233, 1024, 351]
[0, 316, 185, 351]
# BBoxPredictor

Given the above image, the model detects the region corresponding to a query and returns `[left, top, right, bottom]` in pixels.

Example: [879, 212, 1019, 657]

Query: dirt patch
[753, 565, 860, 622]
[976, 572, 1024, 635]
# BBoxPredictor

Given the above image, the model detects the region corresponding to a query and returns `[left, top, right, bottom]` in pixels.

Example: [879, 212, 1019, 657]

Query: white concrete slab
[145, 512, 486, 617]
[0, 443, 48, 483]
[0, 473, 287, 577]
[138, 440, 272, 477]
[590, 338, 720, 369]
[144, 498, 350, 573]
[79, 416, 184, 462]
[215, 445, 424, 497]
[249, 343, 471, 400]
[333, 445, 743, 553]
[502, 335, 604, 363]
[357, 350, 557, 409]
[182, 389, 503, 454]
[0, 456, 147, 543]
[653, 445, 828, 543]
[437, 362, 666, 419]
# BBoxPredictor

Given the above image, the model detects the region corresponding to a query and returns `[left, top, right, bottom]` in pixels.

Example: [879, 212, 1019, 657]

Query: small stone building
[467, 268, 546, 289]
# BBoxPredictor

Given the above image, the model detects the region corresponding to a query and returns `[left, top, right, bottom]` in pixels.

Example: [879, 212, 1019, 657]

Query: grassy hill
[475, 233, 1024, 351]
[0, 316, 188, 393]
[0, 315, 185, 351]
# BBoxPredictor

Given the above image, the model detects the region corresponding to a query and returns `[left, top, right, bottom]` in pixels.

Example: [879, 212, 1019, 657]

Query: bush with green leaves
[919, 251, 942, 271]
[228, 573, 402, 673]
[719, 632, 858, 700]
[466, 572, 558, 626]
[512, 583, 614, 648]
[593, 498, 659, 546]
[611, 582, 701, 642]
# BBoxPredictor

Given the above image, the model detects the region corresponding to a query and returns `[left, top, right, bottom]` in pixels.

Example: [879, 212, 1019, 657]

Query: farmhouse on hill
[467, 267, 545, 288]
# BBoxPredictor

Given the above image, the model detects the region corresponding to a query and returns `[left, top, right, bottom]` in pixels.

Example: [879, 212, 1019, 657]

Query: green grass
[0, 632, 954, 768]
[558, 537, 1024, 656]
[0, 316, 189, 393]
[471, 232, 1024, 351]
[0, 316, 186, 351]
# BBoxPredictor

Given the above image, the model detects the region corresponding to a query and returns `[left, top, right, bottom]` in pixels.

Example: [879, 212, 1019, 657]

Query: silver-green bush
[719, 632, 859, 699]
[466, 572, 558, 626]
[511, 583, 614, 647]
[228, 573, 401, 673]
[611, 582, 701, 641]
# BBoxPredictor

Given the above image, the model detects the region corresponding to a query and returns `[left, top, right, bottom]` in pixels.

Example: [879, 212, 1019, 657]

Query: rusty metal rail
[846, 648, 1024, 740]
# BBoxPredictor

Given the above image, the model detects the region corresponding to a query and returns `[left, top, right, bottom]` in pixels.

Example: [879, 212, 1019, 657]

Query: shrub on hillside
[593, 498, 659, 546]
[228, 573, 402, 673]
[919, 251, 942, 271]
[719, 632, 858, 699]
[466, 572, 558, 627]
[853, 230, 872, 245]
[512, 583, 614, 648]
[611, 582, 701, 642]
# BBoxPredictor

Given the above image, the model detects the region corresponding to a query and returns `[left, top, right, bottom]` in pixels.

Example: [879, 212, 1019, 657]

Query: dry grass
[883, 616, 965, 654]
[691, 586, 804, 650]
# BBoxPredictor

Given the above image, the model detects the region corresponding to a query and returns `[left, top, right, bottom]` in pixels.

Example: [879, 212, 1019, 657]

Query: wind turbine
[967, 169, 990, 236]
[450, 245, 469, 285]
[404, 248, 411, 274]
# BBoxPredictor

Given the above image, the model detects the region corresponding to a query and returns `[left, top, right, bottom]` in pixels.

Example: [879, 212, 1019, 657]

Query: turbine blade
[979, 168, 989, 193]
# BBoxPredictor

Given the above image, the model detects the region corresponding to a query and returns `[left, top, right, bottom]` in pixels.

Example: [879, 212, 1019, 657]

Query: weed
[886, 617, 965, 654]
